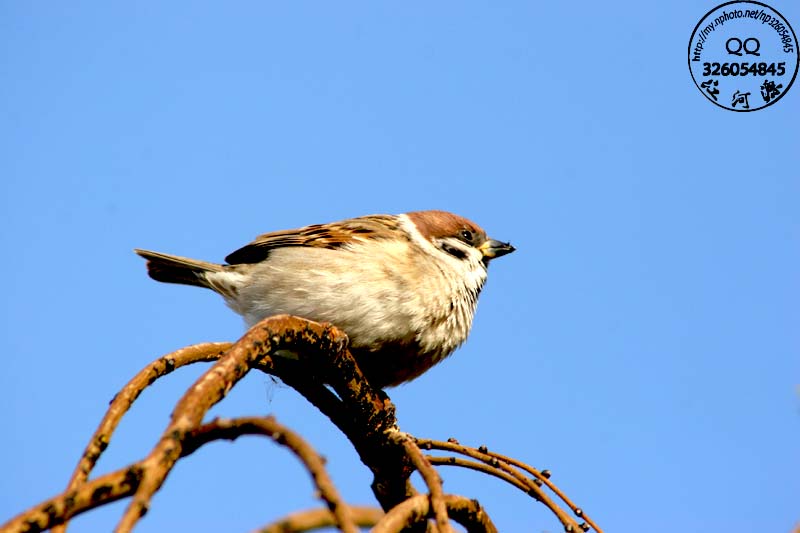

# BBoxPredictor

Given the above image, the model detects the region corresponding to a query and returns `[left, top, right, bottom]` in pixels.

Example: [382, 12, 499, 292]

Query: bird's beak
[479, 238, 516, 261]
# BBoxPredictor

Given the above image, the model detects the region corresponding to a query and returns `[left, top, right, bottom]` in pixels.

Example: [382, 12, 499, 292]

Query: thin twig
[2, 414, 354, 533]
[484, 449, 601, 533]
[254, 506, 384, 533]
[59, 343, 231, 492]
[417, 438, 593, 532]
[51, 342, 230, 533]
[187, 416, 359, 533]
[427, 456, 532, 494]
[114, 316, 348, 532]
[371, 494, 497, 533]
[2, 466, 144, 533]
[389, 432, 453, 533]
[3, 314, 602, 533]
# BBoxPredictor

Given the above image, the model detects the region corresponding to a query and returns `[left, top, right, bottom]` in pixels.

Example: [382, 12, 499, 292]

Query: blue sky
[1, 2, 798, 532]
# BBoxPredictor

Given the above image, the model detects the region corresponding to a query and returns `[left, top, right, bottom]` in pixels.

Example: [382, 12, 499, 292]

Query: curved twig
[58, 342, 231, 497]
[2, 315, 602, 533]
[3, 466, 144, 533]
[115, 316, 348, 532]
[187, 416, 359, 533]
[483, 449, 601, 533]
[254, 506, 384, 533]
[2, 415, 356, 533]
[388, 432, 453, 533]
[371, 494, 497, 533]
[427, 456, 532, 494]
[417, 438, 596, 532]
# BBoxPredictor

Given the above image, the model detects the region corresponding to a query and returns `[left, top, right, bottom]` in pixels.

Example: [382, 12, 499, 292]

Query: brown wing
[224, 214, 403, 264]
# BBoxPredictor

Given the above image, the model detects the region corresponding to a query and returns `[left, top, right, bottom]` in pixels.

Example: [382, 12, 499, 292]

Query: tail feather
[134, 249, 223, 289]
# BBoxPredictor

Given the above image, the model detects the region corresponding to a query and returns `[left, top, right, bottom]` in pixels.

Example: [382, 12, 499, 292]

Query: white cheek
[433, 240, 487, 290]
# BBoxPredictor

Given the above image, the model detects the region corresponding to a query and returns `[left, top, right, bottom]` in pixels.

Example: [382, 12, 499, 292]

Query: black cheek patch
[441, 243, 468, 260]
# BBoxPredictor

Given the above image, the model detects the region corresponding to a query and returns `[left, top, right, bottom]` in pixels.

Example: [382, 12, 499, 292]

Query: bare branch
[58, 342, 232, 508]
[186, 416, 359, 533]
[115, 316, 349, 532]
[389, 432, 453, 533]
[427, 455, 533, 494]
[2, 415, 355, 533]
[2, 315, 602, 533]
[3, 466, 144, 533]
[482, 448, 601, 533]
[254, 506, 384, 533]
[417, 438, 599, 533]
[372, 494, 497, 533]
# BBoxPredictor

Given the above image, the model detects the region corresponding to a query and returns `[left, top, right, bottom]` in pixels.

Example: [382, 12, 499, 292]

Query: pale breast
[214, 237, 487, 386]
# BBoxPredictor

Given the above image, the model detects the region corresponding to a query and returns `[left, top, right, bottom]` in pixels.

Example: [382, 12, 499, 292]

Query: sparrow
[135, 210, 514, 388]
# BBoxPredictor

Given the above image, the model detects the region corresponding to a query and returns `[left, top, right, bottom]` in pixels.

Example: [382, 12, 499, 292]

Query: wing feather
[224, 214, 403, 264]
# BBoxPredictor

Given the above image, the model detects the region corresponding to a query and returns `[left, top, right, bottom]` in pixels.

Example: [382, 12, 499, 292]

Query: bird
[135, 210, 514, 388]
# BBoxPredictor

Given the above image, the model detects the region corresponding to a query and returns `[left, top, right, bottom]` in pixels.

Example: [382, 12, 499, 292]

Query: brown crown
[406, 210, 486, 241]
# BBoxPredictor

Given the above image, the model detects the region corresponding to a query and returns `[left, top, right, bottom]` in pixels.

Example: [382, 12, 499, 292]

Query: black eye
[460, 230, 473, 242]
